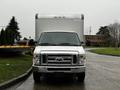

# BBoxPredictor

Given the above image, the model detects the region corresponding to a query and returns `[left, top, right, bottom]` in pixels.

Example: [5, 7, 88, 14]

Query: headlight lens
[33, 54, 41, 65]
[33, 54, 39, 59]
[78, 54, 86, 65]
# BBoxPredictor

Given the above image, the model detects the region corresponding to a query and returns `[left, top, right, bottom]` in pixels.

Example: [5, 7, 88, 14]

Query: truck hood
[34, 46, 85, 55]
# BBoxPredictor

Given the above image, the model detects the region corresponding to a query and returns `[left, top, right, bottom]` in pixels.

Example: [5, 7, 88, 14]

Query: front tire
[33, 72, 41, 82]
[77, 72, 85, 82]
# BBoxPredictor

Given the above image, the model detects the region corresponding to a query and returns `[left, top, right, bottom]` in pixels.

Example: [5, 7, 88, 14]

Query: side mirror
[81, 42, 85, 46]
[33, 41, 37, 45]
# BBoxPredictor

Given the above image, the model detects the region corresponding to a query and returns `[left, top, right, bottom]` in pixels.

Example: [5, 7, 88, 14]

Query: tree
[108, 22, 120, 47]
[5, 28, 14, 45]
[28, 39, 35, 46]
[97, 26, 109, 35]
[0, 29, 7, 45]
[23, 37, 28, 40]
[97, 26, 111, 46]
[0, 16, 21, 45]
[6, 16, 21, 41]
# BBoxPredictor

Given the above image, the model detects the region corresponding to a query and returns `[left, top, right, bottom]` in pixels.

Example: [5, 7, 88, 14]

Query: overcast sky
[0, 0, 120, 39]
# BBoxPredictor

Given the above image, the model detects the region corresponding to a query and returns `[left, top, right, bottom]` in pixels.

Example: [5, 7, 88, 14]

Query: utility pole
[89, 26, 91, 35]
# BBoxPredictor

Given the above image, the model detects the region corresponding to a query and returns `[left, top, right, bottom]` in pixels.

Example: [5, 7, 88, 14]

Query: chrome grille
[41, 54, 78, 65]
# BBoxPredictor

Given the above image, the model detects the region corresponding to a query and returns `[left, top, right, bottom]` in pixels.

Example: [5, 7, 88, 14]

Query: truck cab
[32, 14, 86, 82]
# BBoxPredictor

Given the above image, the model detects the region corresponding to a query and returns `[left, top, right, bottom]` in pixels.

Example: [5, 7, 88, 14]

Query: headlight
[78, 54, 86, 65]
[33, 54, 39, 59]
[33, 54, 41, 65]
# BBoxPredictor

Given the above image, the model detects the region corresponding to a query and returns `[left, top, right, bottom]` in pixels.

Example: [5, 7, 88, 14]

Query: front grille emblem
[55, 57, 63, 61]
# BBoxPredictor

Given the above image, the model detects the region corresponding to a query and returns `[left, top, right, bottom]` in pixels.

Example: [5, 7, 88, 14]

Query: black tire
[77, 72, 85, 82]
[33, 72, 41, 82]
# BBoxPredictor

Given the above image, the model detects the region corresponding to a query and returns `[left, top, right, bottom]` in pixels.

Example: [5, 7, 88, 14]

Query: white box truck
[32, 14, 86, 82]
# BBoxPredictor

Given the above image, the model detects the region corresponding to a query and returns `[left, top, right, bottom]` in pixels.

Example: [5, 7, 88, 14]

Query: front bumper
[32, 65, 86, 73]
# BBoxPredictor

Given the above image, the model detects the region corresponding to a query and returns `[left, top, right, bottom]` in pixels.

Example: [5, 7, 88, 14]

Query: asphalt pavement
[7, 51, 120, 90]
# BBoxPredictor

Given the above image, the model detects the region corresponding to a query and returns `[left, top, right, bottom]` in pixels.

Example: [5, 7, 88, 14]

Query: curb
[0, 67, 32, 90]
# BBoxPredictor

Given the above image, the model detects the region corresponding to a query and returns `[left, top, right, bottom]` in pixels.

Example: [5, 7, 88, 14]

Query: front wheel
[33, 72, 41, 82]
[77, 72, 85, 82]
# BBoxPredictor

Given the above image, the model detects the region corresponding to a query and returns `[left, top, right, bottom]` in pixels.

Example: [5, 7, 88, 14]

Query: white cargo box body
[35, 15, 84, 42]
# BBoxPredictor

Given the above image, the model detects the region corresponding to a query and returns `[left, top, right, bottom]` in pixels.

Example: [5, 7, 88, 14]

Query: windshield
[38, 32, 81, 46]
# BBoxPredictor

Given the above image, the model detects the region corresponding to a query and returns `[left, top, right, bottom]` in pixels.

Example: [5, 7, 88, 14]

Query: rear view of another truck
[32, 14, 86, 82]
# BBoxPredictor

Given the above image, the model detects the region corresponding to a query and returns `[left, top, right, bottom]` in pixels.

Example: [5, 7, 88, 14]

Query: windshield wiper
[58, 43, 80, 46]
[38, 43, 57, 46]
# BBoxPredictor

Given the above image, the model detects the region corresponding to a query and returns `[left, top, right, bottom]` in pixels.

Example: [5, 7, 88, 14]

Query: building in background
[85, 35, 105, 46]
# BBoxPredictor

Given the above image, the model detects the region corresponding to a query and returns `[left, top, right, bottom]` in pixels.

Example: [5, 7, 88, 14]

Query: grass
[0, 54, 32, 84]
[89, 48, 120, 56]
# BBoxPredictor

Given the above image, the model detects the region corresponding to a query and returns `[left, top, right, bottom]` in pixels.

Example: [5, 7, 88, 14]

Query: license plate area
[47, 68, 71, 71]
